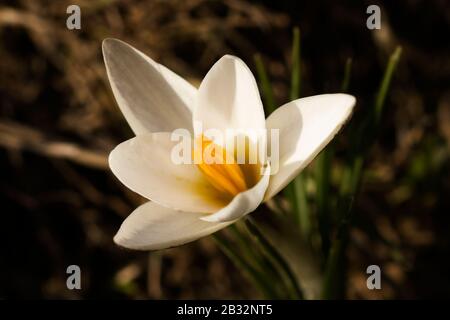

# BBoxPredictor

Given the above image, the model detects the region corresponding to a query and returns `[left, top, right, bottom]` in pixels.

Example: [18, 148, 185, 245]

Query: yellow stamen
[194, 135, 248, 198]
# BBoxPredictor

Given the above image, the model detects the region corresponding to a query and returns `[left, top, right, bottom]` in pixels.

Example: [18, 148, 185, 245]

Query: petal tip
[335, 93, 356, 109]
[102, 38, 137, 65]
[221, 54, 239, 61]
[102, 38, 122, 56]
[113, 227, 148, 251]
[113, 230, 130, 249]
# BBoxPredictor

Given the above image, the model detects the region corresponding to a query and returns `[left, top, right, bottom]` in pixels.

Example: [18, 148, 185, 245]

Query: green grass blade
[321, 233, 347, 299]
[212, 233, 279, 299]
[231, 223, 290, 297]
[324, 47, 402, 299]
[290, 27, 301, 100]
[315, 58, 353, 255]
[286, 27, 311, 237]
[228, 224, 267, 271]
[293, 176, 311, 238]
[341, 58, 352, 93]
[254, 53, 276, 115]
[244, 218, 304, 299]
[374, 47, 402, 126]
[315, 148, 332, 254]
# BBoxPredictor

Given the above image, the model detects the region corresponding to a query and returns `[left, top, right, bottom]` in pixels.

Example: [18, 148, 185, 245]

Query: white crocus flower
[102, 38, 356, 250]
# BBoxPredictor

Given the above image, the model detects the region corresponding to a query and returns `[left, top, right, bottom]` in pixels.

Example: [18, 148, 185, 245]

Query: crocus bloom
[102, 38, 355, 250]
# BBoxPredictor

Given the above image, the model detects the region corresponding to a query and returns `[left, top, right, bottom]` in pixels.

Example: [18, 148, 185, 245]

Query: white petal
[265, 94, 355, 199]
[109, 133, 225, 213]
[201, 164, 271, 222]
[114, 202, 233, 250]
[195, 55, 265, 140]
[102, 38, 196, 134]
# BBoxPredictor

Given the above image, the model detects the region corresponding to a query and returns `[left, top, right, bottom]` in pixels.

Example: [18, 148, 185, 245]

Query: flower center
[193, 135, 259, 198]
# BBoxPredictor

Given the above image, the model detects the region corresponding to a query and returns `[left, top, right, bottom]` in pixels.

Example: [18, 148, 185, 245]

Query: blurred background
[0, 0, 449, 299]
